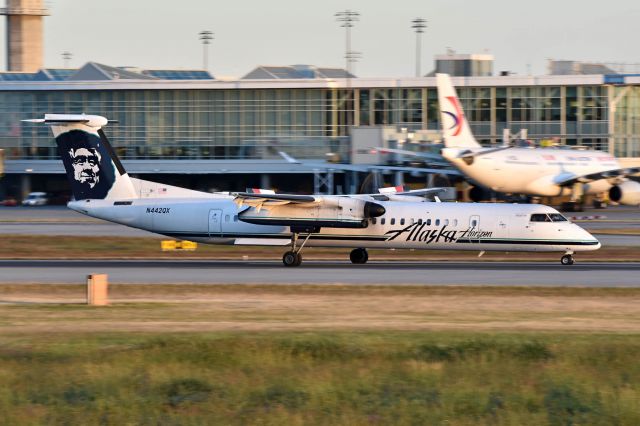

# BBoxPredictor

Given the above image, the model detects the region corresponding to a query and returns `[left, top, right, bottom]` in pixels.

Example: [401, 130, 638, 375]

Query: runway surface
[1, 260, 638, 287]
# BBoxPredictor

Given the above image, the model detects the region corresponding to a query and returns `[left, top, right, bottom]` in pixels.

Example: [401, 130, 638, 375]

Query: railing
[1, 138, 351, 161]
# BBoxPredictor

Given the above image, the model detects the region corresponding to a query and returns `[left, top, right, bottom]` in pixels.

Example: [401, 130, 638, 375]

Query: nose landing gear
[560, 253, 575, 265]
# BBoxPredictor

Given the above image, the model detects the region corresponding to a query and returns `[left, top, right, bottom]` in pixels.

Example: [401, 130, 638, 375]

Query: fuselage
[442, 147, 618, 197]
[69, 197, 600, 253]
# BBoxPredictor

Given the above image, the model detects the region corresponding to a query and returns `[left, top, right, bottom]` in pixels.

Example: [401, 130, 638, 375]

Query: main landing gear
[560, 253, 575, 266]
[350, 248, 369, 264]
[282, 231, 312, 267]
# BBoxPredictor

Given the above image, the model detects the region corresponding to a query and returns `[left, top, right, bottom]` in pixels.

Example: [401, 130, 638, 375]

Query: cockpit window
[548, 213, 568, 222]
[530, 213, 568, 222]
[530, 214, 551, 222]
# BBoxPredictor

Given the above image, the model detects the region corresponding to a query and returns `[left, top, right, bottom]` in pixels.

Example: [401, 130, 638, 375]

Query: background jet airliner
[25, 114, 600, 266]
[383, 73, 640, 208]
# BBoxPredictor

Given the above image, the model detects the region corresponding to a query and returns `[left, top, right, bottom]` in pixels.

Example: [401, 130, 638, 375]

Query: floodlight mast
[61, 51, 72, 68]
[335, 10, 359, 77]
[198, 30, 214, 70]
[411, 18, 427, 77]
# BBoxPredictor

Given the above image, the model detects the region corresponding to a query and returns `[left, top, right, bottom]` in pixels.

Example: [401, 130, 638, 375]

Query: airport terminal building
[1, 63, 639, 199]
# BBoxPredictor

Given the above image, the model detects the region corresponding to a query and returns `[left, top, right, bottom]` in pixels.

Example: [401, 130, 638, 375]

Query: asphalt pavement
[0, 259, 638, 287]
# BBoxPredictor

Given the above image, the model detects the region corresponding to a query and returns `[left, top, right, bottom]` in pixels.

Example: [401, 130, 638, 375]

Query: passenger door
[208, 209, 222, 236]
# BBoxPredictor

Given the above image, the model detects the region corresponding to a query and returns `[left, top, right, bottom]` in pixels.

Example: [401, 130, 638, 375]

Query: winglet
[278, 151, 300, 164]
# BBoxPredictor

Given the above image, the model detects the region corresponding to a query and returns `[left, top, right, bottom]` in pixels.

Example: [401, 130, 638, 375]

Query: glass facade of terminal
[0, 82, 639, 161]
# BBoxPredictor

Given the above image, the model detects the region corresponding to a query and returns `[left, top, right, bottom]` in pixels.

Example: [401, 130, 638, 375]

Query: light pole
[345, 50, 362, 76]
[335, 10, 359, 76]
[62, 51, 72, 68]
[198, 30, 214, 70]
[411, 18, 427, 77]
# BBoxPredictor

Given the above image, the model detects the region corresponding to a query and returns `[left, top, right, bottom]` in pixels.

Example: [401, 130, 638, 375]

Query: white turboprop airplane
[382, 73, 640, 206]
[25, 114, 600, 266]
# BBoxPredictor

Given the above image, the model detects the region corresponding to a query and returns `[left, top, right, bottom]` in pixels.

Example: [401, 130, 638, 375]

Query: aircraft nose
[579, 226, 601, 248]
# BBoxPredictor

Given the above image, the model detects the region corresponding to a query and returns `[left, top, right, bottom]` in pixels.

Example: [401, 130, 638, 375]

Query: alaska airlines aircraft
[25, 114, 600, 266]
[383, 73, 640, 206]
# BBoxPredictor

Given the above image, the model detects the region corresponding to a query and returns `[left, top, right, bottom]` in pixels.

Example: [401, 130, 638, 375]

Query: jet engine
[609, 180, 640, 206]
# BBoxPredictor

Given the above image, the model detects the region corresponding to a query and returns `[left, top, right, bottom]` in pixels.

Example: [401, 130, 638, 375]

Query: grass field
[1, 234, 639, 262]
[1, 284, 640, 424]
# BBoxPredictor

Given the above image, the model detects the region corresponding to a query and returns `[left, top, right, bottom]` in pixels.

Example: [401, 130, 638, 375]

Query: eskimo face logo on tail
[443, 96, 464, 136]
[56, 130, 116, 200]
[69, 147, 101, 188]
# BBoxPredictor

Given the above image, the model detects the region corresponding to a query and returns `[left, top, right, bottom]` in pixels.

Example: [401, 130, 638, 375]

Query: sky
[1, 0, 639, 77]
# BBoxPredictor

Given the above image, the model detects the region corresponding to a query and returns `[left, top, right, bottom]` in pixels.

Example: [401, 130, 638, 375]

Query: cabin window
[225, 215, 230, 222]
[390, 218, 396, 225]
[372, 218, 377, 224]
[453, 219, 458, 226]
[435, 219, 440, 226]
[426, 219, 431, 226]
[400, 218, 405, 225]
[443, 219, 449, 226]
[417, 219, 423, 224]
[530, 214, 551, 222]
[381, 218, 386, 225]
[410, 218, 415, 225]
[233, 215, 239, 222]
[471, 219, 478, 227]
[548, 213, 568, 222]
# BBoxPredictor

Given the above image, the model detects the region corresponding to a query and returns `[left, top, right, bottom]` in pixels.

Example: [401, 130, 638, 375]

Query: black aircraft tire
[283, 251, 300, 267]
[350, 248, 368, 264]
[560, 254, 575, 266]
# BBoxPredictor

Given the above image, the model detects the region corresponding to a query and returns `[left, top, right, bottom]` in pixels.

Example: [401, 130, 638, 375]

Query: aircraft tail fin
[436, 74, 481, 149]
[24, 114, 137, 200]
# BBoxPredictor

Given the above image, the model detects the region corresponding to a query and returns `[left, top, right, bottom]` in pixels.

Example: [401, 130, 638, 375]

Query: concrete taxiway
[0, 260, 638, 287]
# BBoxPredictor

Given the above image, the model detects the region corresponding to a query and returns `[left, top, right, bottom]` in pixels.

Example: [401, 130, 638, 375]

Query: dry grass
[2, 284, 640, 334]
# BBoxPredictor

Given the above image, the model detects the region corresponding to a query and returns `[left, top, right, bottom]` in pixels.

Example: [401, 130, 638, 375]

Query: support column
[394, 171, 404, 187]
[20, 173, 31, 200]
[351, 171, 359, 194]
[314, 170, 334, 194]
[427, 173, 435, 188]
[260, 174, 271, 190]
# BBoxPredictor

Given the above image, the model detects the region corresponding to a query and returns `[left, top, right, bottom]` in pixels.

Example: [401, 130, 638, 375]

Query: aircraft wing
[375, 147, 445, 161]
[555, 167, 640, 187]
[233, 192, 320, 208]
[352, 186, 449, 202]
[233, 191, 387, 229]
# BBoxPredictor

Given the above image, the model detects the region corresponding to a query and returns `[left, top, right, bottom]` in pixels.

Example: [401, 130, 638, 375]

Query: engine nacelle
[239, 198, 385, 228]
[609, 180, 640, 206]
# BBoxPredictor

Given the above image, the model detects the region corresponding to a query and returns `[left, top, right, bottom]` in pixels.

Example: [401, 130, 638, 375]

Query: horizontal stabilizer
[22, 114, 111, 128]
